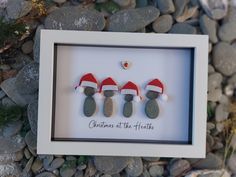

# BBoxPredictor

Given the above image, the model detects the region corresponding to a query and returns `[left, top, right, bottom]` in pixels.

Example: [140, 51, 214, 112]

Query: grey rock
[25, 131, 37, 150]
[94, 156, 130, 175]
[53, 0, 67, 3]
[31, 158, 43, 173]
[83, 96, 96, 117]
[219, 21, 236, 43]
[228, 73, 236, 86]
[21, 40, 34, 54]
[24, 148, 31, 159]
[149, 165, 164, 176]
[146, 90, 159, 99]
[2, 97, 16, 107]
[45, 7, 105, 31]
[35, 172, 57, 177]
[0, 136, 25, 154]
[125, 157, 143, 177]
[43, 155, 54, 169]
[169, 159, 190, 176]
[0, 151, 24, 163]
[84, 87, 95, 96]
[142, 157, 160, 161]
[10, 52, 32, 71]
[208, 65, 215, 74]
[169, 23, 197, 34]
[208, 88, 222, 102]
[6, 0, 32, 19]
[124, 94, 133, 102]
[3, 120, 23, 137]
[215, 104, 229, 122]
[190, 153, 223, 169]
[123, 101, 133, 118]
[152, 14, 173, 33]
[107, 6, 160, 32]
[33, 25, 44, 63]
[23, 157, 34, 173]
[0, 90, 6, 99]
[156, 0, 175, 14]
[208, 72, 222, 91]
[74, 170, 84, 177]
[199, 0, 228, 20]
[224, 84, 234, 97]
[103, 97, 113, 117]
[199, 15, 218, 43]
[15, 62, 39, 95]
[60, 167, 76, 177]
[0, 78, 37, 106]
[187, 169, 230, 177]
[213, 42, 236, 76]
[104, 90, 115, 97]
[173, 0, 189, 18]
[136, 0, 148, 8]
[140, 169, 150, 177]
[0, 163, 22, 177]
[47, 158, 65, 171]
[145, 99, 159, 119]
[113, 0, 131, 7]
[27, 101, 38, 135]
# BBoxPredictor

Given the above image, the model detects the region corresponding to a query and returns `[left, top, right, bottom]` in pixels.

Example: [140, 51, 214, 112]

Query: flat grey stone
[124, 94, 133, 102]
[0, 163, 22, 177]
[208, 65, 215, 74]
[0, 151, 24, 163]
[208, 88, 222, 102]
[6, 0, 32, 19]
[0, 136, 25, 154]
[145, 99, 159, 119]
[33, 25, 45, 63]
[3, 120, 23, 137]
[215, 104, 229, 122]
[35, 172, 57, 177]
[107, 6, 160, 32]
[60, 167, 76, 177]
[103, 97, 113, 117]
[0, 90, 6, 99]
[149, 165, 164, 177]
[84, 87, 95, 96]
[169, 23, 197, 34]
[219, 21, 236, 43]
[27, 101, 38, 135]
[83, 96, 96, 117]
[74, 170, 83, 177]
[213, 42, 236, 76]
[146, 90, 159, 99]
[15, 62, 39, 95]
[31, 158, 43, 173]
[43, 155, 54, 169]
[125, 157, 143, 177]
[25, 131, 37, 150]
[199, 0, 228, 20]
[10, 53, 32, 71]
[199, 15, 218, 43]
[103, 90, 115, 97]
[46, 157, 64, 171]
[45, 7, 105, 31]
[2, 97, 16, 107]
[23, 157, 34, 173]
[94, 156, 130, 175]
[152, 14, 173, 33]
[169, 159, 190, 176]
[123, 101, 133, 118]
[208, 72, 223, 91]
[173, 0, 189, 18]
[113, 0, 131, 7]
[156, 0, 175, 14]
[0, 78, 37, 106]
[21, 40, 34, 54]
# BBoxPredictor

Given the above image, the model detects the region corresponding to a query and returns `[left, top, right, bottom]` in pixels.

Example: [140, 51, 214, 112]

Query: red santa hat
[120, 81, 141, 102]
[146, 79, 168, 101]
[99, 77, 118, 93]
[75, 73, 98, 92]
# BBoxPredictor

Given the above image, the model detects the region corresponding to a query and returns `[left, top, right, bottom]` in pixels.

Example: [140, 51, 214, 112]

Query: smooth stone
[83, 96, 96, 117]
[136, 0, 148, 7]
[0, 136, 25, 154]
[21, 40, 34, 54]
[103, 90, 115, 97]
[103, 97, 113, 117]
[125, 157, 143, 177]
[152, 14, 173, 33]
[31, 158, 43, 173]
[199, 15, 218, 43]
[169, 159, 190, 176]
[0, 163, 22, 177]
[224, 84, 234, 97]
[123, 101, 133, 118]
[27, 101, 38, 135]
[94, 156, 130, 175]
[25, 131, 37, 150]
[213, 42, 236, 76]
[6, 0, 32, 19]
[124, 94, 133, 102]
[207, 88, 222, 102]
[53, 0, 67, 3]
[35, 172, 57, 177]
[0, 151, 24, 163]
[228, 73, 236, 86]
[107, 6, 160, 32]
[199, 0, 228, 20]
[189, 153, 223, 169]
[145, 99, 159, 119]
[60, 167, 76, 177]
[146, 90, 159, 99]
[208, 72, 222, 91]
[10, 52, 32, 71]
[43, 155, 54, 169]
[45, 7, 105, 31]
[15, 62, 39, 95]
[186, 169, 230, 177]
[74, 170, 83, 177]
[219, 21, 236, 43]
[173, 0, 189, 18]
[208, 64, 215, 74]
[23, 155, 34, 173]
[33, 25, 45, 63]
[142, 157, 160, 161]
[47, 158, 65, 171]
[3, 120, 23, 137]
[175, 6, 198, 23]
[24, 148, 31, 159]
[84, 87, 95, 96]
[149, 165, 164, 176]
[169, 23, 197, 34]
[0, 77, 37, 106]
[112, 0, 131, 7]
[156, 0, 175, 14]
[215, 104, 229, 122]
[2, 97, 16, 107]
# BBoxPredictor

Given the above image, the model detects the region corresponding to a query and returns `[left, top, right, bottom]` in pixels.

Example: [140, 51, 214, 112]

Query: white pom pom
[134, 96, 141, 102]
[94, 92, 102, 99]
[160, 93, 168, 101]
[78, 86, 84, 93]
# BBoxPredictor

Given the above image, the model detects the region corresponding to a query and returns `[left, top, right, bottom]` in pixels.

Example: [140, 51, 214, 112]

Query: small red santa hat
[99, 77, 118, 93]
[146, 79, 168, 101]
[75, 73, 98, 92]
[120, 81, 141, 102]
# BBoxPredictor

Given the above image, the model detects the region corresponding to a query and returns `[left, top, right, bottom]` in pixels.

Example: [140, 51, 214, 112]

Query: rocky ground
[0, 0, 236, 177]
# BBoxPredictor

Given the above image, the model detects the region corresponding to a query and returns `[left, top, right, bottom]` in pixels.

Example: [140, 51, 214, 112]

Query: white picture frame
[37, 30, 208, 158]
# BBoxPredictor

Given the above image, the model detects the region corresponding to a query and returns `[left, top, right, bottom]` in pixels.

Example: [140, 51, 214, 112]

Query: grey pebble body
[145, 99, 159, 119]
[103, 97, 113, 117]
[83, 96, 96, 117]
[123, 101, 133, 118]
